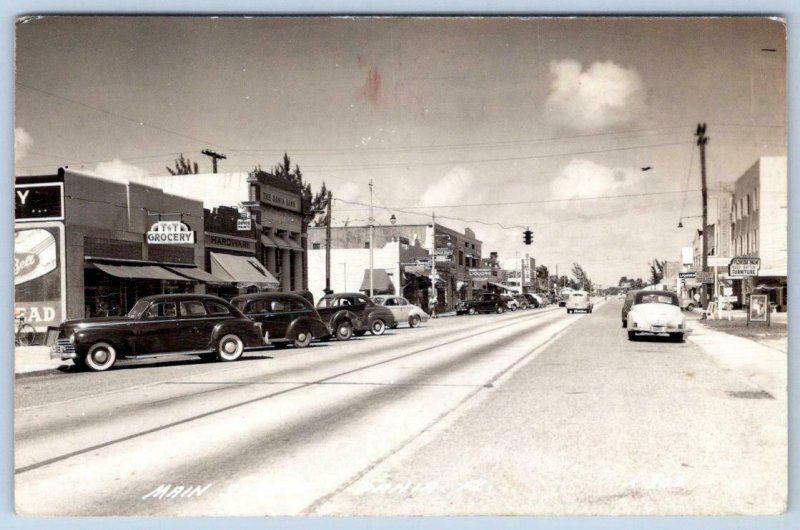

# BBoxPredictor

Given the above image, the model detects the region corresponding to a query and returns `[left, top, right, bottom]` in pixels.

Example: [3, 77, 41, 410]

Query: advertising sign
[146, 220, 195, 244]
[433, 248, 453, 256]
[729, 257, 760, 277]
[747, 293, 769, 324]
[695, 271, 715, 283]
[237, 218, 252, 231]
[678, 272, 696, 279]
[468, 268, 491, 278]
[15, 182, 64, 222]
[14, 223, 66, 331]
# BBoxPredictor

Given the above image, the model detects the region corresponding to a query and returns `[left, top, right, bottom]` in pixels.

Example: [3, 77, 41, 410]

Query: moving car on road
[566, 290, 593, 314]
[316, 292, 396, 338]
[626, 290, 688, 342]
[232, 292, 330, 348]
[49, 294, 265, 372]
[455, 293, 508, 315]
[370, 295, 429, 328]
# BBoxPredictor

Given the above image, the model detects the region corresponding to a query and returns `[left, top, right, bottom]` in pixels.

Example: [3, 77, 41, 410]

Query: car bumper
[50, 340, 77, 360]
[630, 325, 690, 334]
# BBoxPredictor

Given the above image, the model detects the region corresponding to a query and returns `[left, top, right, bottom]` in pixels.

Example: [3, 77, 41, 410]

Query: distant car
[500, 294, 519, 311]
[680, 297, 697, 311]
[316, 292, 396, 337]
[370, 295, 429, 328]
[231, 292, 330, 348]
[626, 290, 688, 342]
[566, 291, 593, 314]
[621, 290, 638, 327]
[49, 294, 265, 372]
[528, 293, 545, 307]
[512, 294, 531, 309]
[456, 293, 507, 315]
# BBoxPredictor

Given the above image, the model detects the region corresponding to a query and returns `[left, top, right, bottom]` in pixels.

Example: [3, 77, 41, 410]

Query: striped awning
[94, 263, 190, 281]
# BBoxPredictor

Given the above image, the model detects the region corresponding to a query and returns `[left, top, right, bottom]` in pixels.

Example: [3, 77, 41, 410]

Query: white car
[370, 295, 429, 328]
[566, 290, 593, 313]
[626, 290, 688, 342]
[500, 294, 519, 311]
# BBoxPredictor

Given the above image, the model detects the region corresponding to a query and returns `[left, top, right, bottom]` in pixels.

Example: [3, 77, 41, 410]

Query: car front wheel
[83, 341, 117, 372]
[409, 315, 421, 328]
[217, 334, 244, 361]
[370, 319, 386, 336]
[468, 307, 477, 315]
[496, 305, 505, 314]
[685, 303, 695, 311]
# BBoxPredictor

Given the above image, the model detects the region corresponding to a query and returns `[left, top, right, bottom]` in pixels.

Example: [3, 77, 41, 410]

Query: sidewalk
[15, 345, 70, 376]
[687, 317, 787, 400]
[689, 308, 787, 353]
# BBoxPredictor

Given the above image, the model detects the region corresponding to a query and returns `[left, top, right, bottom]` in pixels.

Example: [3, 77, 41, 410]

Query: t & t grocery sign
[146, 220, 195, 245]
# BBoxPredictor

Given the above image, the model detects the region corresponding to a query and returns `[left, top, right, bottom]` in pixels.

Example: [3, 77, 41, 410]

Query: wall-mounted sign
[237, 218, 252, 231]
[433, 248, 453, 256]
[468, 268, 491, 278]
[146, 220, 195, 245]
[730, 257, 760, 277]
[205, 233, 256, 253]
[14, 223, 65, 331]
[259, 185, 301, 213]
[15, 182, 64, 222]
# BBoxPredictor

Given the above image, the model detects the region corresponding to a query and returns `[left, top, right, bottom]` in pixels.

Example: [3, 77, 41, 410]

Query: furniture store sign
[729, 257, 760, 277]
[146, 220, 195, 245]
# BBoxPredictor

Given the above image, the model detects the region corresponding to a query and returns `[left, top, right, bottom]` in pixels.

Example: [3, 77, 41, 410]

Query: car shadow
[628, 333, 684, 344]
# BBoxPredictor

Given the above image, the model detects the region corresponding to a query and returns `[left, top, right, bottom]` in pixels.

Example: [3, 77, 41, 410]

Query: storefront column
[265, 246, 277, 275]
[281, 248, 291, 291]
[293, 251, 304, 291]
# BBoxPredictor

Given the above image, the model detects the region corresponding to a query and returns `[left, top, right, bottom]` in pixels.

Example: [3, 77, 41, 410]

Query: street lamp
[389, 214, 396, 225]
[677, 215, 703, 229]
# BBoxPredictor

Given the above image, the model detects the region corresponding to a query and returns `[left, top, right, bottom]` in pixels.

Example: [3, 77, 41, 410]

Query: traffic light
[523, 229, 533, 245]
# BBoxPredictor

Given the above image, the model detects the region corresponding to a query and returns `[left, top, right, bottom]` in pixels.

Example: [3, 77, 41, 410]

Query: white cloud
[544, 59, 643, 131]
[14, 127, 33, 163]
[90, 159, 151, 181]
[420, 166, 480, 209]
[550, 159, 643, 201]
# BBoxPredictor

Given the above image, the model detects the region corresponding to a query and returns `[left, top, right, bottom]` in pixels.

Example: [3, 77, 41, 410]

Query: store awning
[360, 269, 395, 292]
[94, 262, 190, 281]
[260, 233, 286, 249]
[281, 235, 304, 252]
[167, 266, 228, 283]
[488, 282, 514, 291]
[210, 252, 280, 286]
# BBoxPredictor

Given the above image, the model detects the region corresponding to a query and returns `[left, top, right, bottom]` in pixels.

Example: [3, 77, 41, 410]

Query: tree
[571, 262, 592, 291]
[166, 153, 199, 175]
[618, 276, 629, 287]
[649, 258, 667, 285]
[309, 181, 331, 227]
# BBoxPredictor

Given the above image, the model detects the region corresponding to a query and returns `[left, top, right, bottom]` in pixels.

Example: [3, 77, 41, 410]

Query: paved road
[14, 300, 785, 516]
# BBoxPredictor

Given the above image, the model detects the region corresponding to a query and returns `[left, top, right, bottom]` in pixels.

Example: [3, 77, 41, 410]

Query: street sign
[729, 257, 760, 277]
[707, 256, 731, 267]
[695, 271, 714, 283]
[678, 272, 696, 279]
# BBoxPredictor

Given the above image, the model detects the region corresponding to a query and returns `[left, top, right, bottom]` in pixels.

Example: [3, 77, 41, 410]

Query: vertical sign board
[747, 293, 770, 325]
[15, 223, 67, 331]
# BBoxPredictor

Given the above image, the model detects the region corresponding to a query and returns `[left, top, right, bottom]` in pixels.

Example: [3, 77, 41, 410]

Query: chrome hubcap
[224, 341, 236, 353]
[94, 350, 108, 363]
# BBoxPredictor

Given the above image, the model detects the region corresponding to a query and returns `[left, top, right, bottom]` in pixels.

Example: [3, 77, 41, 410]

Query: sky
[14, 16, 787, 286]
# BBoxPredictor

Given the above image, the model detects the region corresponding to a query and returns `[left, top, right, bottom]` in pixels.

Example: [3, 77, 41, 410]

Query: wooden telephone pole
[695, 123, 709, 308]
[325, 191, 333, 295]
[201, 149, 227, 173]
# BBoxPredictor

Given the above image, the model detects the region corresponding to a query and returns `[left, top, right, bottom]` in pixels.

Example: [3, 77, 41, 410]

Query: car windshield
[127, 300, 151, 318]
[636, 293, 679, 306]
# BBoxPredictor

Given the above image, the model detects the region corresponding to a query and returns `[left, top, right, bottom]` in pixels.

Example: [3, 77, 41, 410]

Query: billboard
[14, 222, 66, 331]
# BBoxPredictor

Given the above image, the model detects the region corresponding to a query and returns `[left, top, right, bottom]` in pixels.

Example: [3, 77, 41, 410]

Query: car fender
[330, 309, 361, 330]
[208, 319, 263, 349]
[286, 316, 330, 339]
[72, 328, 131, 357]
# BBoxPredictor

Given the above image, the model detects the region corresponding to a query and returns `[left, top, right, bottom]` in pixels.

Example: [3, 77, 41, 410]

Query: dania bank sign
[146, 220, 195, 245]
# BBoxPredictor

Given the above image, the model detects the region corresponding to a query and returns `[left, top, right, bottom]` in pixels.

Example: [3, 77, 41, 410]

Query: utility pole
[368, 178, 374, 297]
[431, 212, 437, 308]
[202, 149, 227, 173]
[325, 191, 332, 295]
[695, 123, 709, 308]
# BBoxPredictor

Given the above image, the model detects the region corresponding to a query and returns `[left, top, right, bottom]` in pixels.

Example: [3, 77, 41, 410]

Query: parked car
[566, 290, 593, 314]
[370, 295, 429, 328]
[500, 294, 519, 311]
[49, 294, 265, 372]
[621, 290, 638, 327]
[512, 294, 530, 309]
[231, 292, 330, 348]
[679, 297, 697, 311]
[456, 293, 508, 315]
[626, 290, 688, 342]
[524, 293, 544, 308]
[316, 292, 396, 337]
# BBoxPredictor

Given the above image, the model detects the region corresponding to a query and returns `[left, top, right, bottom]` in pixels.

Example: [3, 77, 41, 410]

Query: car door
[382, 296, 401, 320]
[135, 301, 180, 354]
[177, 300, 215, 351]
[395, 297, 412, 321]
[266, 298, 293, 339]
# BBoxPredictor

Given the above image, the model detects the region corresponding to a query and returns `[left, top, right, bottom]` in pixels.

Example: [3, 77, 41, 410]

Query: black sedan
[456, 293, 508, 315]
[231, 292, 331, 348]
[49, 294, 265, 372]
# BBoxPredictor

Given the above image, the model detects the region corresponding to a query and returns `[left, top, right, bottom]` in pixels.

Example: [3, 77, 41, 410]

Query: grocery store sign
[729, 257, 760, 277]
[146, 220, 195, 245]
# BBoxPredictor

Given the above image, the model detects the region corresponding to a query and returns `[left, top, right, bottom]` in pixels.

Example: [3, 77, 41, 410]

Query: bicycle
[14, 313, 36, 346]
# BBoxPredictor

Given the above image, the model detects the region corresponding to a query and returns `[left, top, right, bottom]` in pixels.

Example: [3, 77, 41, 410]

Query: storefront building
[307, 223, 482, 311]
[14, 169, 218, 328]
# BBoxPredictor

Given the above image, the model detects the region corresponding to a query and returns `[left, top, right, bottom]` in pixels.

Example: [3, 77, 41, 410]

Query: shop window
[312, 242, 321, 250]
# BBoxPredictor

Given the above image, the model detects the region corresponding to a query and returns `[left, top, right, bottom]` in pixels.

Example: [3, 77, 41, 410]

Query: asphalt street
[14, 300, 785, 516]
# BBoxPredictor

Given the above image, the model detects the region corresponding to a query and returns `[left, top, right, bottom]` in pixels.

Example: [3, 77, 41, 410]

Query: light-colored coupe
[626, 290, 688, 342]
[370, 296, 430, 328]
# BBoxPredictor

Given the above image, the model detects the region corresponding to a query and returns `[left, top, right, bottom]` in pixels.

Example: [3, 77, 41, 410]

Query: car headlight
[68, 334, 75, 344]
